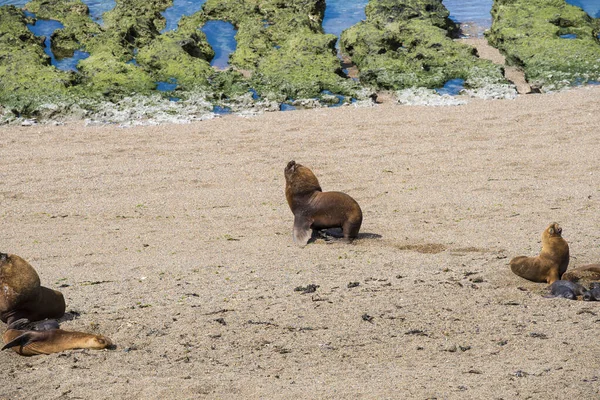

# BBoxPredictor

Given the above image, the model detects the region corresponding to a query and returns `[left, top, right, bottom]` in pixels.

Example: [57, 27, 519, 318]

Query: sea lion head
[545, 222, 563, 238]
[284, 160, 321, 196]
[84, 334, 114, 350]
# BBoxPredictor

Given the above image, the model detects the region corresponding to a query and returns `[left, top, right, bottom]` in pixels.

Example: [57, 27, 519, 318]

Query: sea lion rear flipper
[2, 331, 40, 351]
[293, 215, 313, 247]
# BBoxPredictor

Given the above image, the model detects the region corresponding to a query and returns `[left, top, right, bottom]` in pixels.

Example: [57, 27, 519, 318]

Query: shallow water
[442, 0, 493, 28]
[201, 20, 237, 69]
[566, 0, 600, 18]
[161, 0, 206, 33]
[322, 0, 369, 44]
[80, 0, 115, 25]
[25, 12, 90, 72]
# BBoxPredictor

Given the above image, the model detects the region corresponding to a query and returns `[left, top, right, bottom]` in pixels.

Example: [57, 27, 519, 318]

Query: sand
[1, 86, 600, 399]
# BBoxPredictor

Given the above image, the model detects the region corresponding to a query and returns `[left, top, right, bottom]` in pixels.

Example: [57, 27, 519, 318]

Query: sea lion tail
[2, 331, 40, 351]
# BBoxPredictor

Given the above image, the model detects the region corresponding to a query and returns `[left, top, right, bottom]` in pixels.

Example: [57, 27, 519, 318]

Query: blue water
[213, 105, 232, 114]
[442, 0, 493, 28]
[560, 33, 578, 39]
[25, 12, 90, 72]
[201, 20, 237, 69]
[322, 0, 368, 44]
[280, 103, 296, 112]
[567, 0, 600, 18]
[435, 78, 465, 96]
[156, 79, 178, 92]
[81, 0, 115, 25]
[161, 0, 206, 33]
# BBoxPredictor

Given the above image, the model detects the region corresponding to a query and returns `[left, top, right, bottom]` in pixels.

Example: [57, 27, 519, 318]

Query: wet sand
[1, 85, 600, 399]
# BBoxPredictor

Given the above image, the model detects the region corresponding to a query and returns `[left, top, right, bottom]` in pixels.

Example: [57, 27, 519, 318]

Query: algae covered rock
[486, 0, 600, 90]
[0, 6, 76, 113]
[340, 0, 506, 90]
[204, 0, 361, 100]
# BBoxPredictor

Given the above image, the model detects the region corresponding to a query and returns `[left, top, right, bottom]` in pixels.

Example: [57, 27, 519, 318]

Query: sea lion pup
[0, 253, 65, 325]
[284, 160, 362, 246]
[2, 328, 113, 356]
[509, 223, 569, 284]
[545, 280, 586, 300]
[583, 282, 600, 301]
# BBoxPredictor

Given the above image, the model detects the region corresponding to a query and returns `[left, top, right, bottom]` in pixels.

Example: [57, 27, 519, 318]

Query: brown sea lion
[284, 160, 362, 246]
[509, 223, 569, 284]
[0, 253, 65, 325]
[562, 264, 600, 283]
[2, 328, 113, 356]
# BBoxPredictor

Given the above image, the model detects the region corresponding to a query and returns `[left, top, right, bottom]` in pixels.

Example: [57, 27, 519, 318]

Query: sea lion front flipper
[7, 318, 31, 330]
[293, 215, 313, 247]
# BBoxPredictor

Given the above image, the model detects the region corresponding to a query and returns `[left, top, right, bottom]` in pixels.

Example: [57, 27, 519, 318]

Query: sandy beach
[1, 86, 600, 399]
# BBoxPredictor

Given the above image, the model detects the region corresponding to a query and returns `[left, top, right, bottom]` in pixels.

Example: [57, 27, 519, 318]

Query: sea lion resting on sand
[284, 161, 362, 246]
[509, 223, 569, 284]
[0, 253, 65, 325]
[3, 323, 113, 356]
[546, 280, 586, 300]
[0, 253, 113, 356]
[562, 264, 600, 283]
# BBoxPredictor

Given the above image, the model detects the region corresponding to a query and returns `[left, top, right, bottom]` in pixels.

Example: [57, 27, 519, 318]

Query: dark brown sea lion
[562, 264, 600, 283]
[583, 282, 600, 301]
[284, 160, 362, 246]
[545, 280, 586, 300]
[2, 328, 113, 356]
[0, 253, 65, 325]
[509, 223, 569, 284]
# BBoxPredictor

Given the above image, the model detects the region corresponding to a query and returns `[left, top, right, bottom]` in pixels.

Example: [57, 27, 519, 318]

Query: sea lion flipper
[7, 318, 31, 330]
[2, 331, 40, 351]
[293, 215, 313, 247]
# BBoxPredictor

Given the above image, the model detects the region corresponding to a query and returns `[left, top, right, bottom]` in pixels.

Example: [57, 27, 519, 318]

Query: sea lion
[284, 160, 362, 246]
[562, 264, 600, 283]
[509, 223, 569, 284]
[0, 253, 65, 324]
[545, 280, 585, 300]
[583, 282, 600, 301]
[2, 328, 113, 356]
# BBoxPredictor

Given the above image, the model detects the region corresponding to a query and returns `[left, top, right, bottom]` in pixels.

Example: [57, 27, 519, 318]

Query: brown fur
[0, 253, 65, 324]
[2, 328, 113, 356]
[509, 223, 569, 284]
[562, 264, 600, 283]
[284, 161, 362, 246]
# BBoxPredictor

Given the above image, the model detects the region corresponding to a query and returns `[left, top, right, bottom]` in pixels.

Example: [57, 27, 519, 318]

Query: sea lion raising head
[284, 161, 362, 246]
[0, 253, 65, 325]
[2, 328, 113, 356]
[509, 223, 569, 284]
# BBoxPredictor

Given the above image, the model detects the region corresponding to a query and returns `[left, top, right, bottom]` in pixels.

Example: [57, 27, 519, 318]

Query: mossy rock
[0, 6, 76, 113]
[486, 0, 600, 90]
[340, 1, 505, 90]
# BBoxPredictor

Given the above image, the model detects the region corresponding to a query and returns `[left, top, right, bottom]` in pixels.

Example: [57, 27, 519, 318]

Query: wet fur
[0, 253, 65, 324]
[2, 328, 113, 356]
[547, 280, 585, 300]
[509, 223, 569, 284]
[284, 161, 362, 246]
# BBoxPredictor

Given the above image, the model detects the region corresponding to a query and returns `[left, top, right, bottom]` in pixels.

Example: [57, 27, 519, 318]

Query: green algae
[340, 0, 506, 90]
[0, 6, 76, 114]
[203, 0, 361, 99]
[486, 0, 600, 90]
